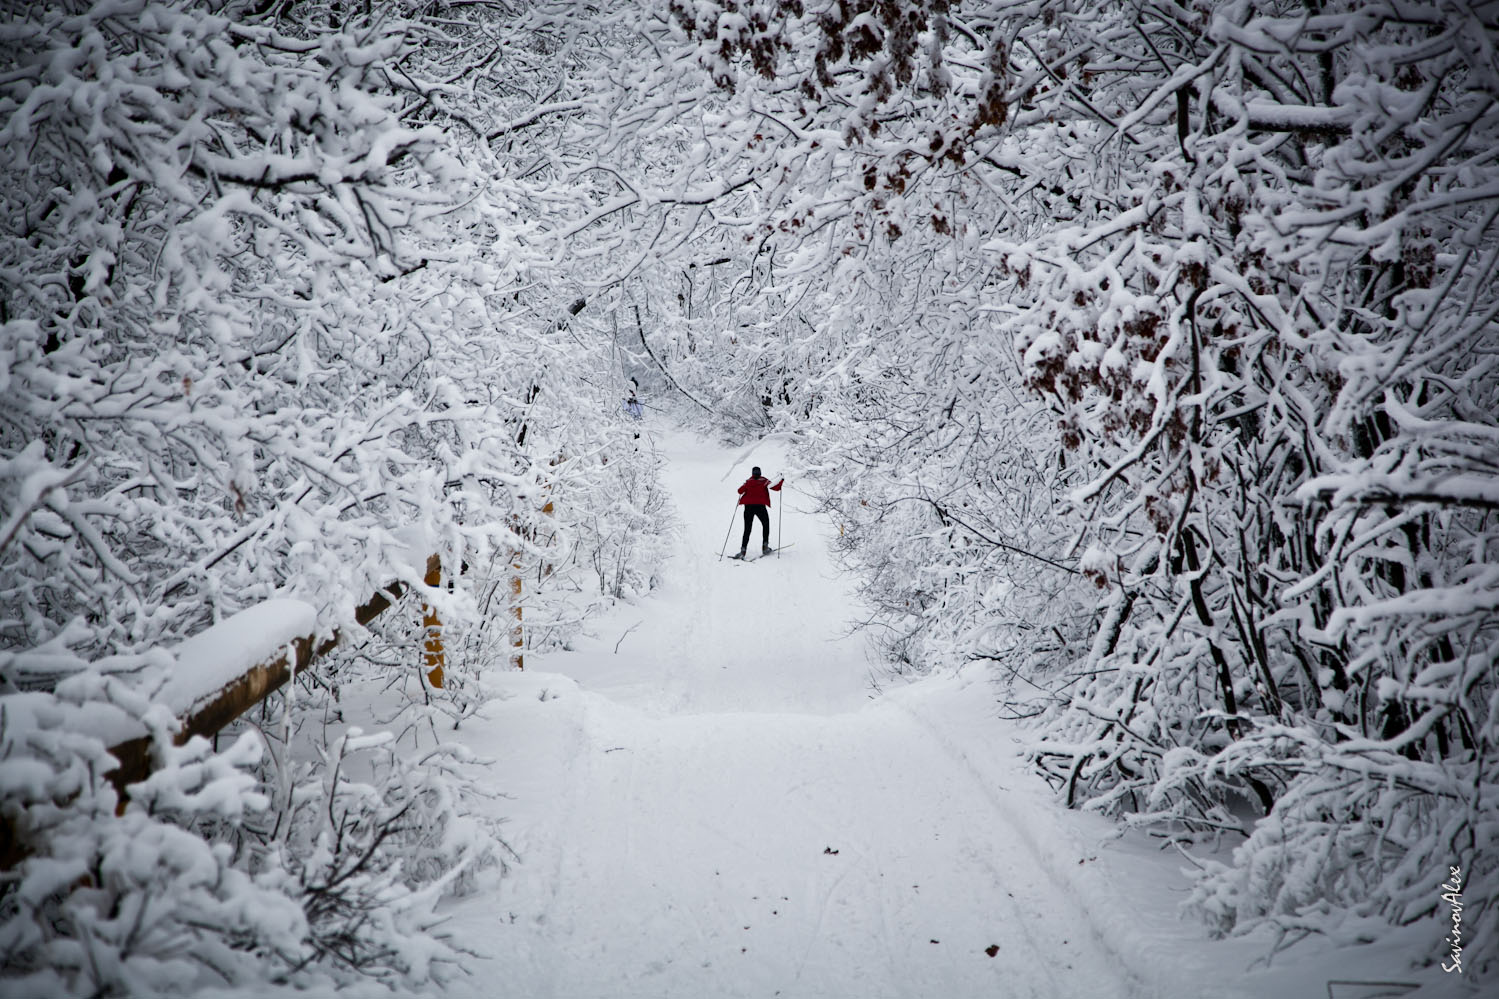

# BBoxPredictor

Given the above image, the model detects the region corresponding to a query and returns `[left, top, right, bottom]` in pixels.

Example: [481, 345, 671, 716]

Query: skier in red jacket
[731, 466, 783, 559]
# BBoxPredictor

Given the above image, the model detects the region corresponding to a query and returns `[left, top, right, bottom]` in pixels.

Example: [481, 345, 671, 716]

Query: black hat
[751, 466, 761, 477]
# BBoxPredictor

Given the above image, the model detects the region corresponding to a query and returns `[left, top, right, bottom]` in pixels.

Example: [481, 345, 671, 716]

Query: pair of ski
[726, 543, 793, 563]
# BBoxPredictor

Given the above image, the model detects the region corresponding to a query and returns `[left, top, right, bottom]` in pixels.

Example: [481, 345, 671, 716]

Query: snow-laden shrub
[265, 725, 495, 988]
[1189, 747, 1495, 963]
[583, 444, 674, 601]
[1, 664, 499, 996]
[0, 675, 311, 996]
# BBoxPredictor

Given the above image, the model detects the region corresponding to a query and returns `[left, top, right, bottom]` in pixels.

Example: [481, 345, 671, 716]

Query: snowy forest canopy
[2, 0, 1496, 994]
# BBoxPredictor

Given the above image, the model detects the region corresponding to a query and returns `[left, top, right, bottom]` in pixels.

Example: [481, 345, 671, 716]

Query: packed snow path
[444, 428, 1257, 999]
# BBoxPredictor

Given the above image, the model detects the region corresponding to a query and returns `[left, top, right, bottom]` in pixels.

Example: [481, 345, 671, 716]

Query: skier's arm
[772, 478, 783, 491]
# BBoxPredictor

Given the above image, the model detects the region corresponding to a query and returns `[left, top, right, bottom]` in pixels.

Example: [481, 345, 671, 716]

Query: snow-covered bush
[0, 666, 496, 995]
[265, 725, 493, 988]
[583, 444, 674, 601]
[0, 674, 312, 996]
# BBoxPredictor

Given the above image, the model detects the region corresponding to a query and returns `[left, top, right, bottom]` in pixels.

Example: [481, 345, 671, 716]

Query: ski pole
[777, 477, 783, 557]
[719, 500, 738, 559]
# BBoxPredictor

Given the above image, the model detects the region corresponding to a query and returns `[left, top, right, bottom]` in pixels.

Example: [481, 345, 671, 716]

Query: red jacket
[737, 475, 783, 506]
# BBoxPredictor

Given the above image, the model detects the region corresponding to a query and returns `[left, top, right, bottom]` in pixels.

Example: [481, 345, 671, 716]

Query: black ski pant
[740, 504, 770, 550]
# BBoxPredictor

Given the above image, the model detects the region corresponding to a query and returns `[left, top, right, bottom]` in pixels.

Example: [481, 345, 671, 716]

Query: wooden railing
[2, 555, 513, 871]
[3, 529, 546, 873]
[103, 558, 434, 793]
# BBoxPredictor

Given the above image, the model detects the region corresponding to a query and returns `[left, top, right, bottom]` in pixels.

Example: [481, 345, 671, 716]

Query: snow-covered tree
[1, 1, 670, 992]
[602, 0, 1499, 977]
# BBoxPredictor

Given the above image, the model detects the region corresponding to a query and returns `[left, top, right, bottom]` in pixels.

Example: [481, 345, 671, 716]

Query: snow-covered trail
[534, 428, 874, 717]
[442, 426, 1254, 998]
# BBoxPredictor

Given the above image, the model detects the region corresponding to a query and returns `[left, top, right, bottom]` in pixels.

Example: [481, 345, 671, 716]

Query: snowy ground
[441, 423, 1465, 999]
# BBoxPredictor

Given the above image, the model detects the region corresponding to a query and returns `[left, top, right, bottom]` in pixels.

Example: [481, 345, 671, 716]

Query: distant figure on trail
[623, 389, 643, 438]
[731, 466, 783, 559]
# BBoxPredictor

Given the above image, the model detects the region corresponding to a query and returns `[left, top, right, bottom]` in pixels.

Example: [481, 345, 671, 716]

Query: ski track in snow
[436, 426, 1311, 998]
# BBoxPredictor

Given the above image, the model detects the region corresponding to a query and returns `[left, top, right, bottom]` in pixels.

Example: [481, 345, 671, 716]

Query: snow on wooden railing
[104, 558, 433, 792]
[0, 560, 450, 871]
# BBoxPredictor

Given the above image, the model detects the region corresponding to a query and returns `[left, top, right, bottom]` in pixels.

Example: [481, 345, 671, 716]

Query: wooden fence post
[510, 549, 524, 671]
[422, 553, 444, 689]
